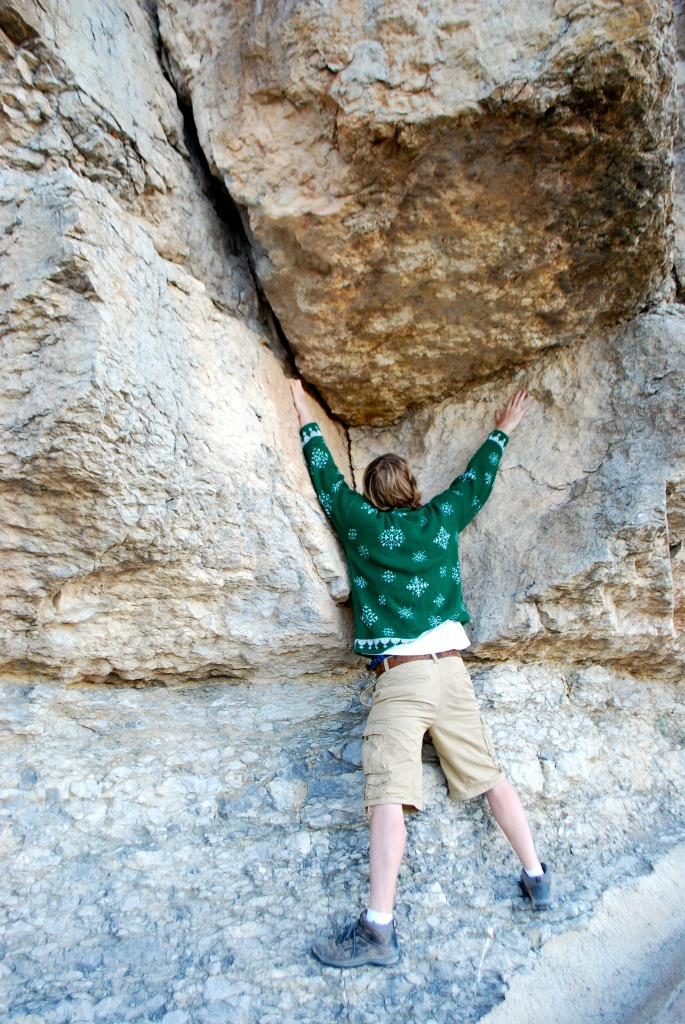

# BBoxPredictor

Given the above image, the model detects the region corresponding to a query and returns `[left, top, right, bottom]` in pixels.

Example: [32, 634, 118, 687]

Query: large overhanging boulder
[158, 0, 676, 424]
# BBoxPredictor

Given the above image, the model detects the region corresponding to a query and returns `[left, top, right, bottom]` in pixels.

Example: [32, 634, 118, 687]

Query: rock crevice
[0, 0, 355, 684]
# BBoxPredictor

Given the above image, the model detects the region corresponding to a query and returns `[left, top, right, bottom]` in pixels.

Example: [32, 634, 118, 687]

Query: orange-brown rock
[158, 0, 676, 424]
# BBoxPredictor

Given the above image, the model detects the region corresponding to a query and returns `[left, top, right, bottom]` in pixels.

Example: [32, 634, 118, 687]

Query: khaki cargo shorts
[362, 655, 504, 814]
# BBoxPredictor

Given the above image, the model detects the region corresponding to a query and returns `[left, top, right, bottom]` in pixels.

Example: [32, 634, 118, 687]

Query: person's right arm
[447, 389, 532, 531]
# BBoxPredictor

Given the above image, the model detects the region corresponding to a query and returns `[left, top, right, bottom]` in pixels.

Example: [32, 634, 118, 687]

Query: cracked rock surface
[0, 165, 354, 682]
[0, 0, 354, 683]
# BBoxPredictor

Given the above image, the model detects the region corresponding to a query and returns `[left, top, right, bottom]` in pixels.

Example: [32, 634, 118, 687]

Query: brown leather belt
[375, 649, 462, 677]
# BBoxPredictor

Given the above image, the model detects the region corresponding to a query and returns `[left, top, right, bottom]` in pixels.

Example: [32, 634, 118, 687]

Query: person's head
[362, 453, 422, 511]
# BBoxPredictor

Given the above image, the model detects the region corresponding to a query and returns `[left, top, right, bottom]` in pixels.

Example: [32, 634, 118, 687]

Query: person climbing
[288, 379, 553, 969]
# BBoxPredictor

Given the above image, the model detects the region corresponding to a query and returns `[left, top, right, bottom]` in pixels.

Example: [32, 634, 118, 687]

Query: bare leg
[368, 803, 406, 914]
[485, 777, 541, 871]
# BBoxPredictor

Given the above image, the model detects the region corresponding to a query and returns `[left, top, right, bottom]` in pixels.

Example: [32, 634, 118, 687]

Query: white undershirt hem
[382, 619, 470, 657]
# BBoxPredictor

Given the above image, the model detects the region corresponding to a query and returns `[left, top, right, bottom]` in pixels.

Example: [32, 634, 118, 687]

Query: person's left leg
[369, 802, 406, 915]
[310, 801, 409, 969]
[311, 660, 440, 967]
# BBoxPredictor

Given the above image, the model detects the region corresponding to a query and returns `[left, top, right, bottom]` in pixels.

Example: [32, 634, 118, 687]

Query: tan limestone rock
[0, 0, 257, 317]
[157, 0, 676, 424]
[0, 0, 683, 688]
[0, 0, 358, 684]
[350, 310, 685, 679]
[673, 0, 685, 294]
[0, 167, 353, 682]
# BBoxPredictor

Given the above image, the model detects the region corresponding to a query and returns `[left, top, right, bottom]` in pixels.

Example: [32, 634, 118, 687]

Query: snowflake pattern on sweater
[380, 526, 404, 549]
[300, 424, 508, 654]
[434, 526, 450, 549]
[310, 448, 329, 468]
[361, 606, 378, 626]
[407, 575, 429, 597]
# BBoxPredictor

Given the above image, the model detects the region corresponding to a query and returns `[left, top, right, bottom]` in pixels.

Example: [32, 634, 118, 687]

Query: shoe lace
[335, 918, 360, 950]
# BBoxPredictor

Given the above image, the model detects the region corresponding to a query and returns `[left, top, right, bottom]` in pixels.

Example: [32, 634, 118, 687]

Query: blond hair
[362, 453, 422, 512]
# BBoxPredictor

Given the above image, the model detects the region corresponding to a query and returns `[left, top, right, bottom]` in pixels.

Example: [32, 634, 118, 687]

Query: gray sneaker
[311, 911, 401, 968]
[520, 863, 554, 910]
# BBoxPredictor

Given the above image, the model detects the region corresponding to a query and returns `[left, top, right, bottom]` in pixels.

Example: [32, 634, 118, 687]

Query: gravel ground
[1, 670, 684, 1024]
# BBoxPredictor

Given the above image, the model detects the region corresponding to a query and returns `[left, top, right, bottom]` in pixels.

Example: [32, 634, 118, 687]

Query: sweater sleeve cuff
[488, 429, 509, 451]
[300, 422, 323, 446]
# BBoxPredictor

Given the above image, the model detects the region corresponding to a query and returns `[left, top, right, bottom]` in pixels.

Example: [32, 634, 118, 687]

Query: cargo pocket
[362, 722, 389, 775]
[362, 722, 391, 812]
[481, 723, 501, 770]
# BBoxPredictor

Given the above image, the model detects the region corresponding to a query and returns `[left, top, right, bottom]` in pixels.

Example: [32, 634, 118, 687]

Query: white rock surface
[482, 841, 685, 1024]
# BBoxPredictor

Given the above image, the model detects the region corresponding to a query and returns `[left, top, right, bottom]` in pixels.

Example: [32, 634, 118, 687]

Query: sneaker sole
[311, 946, 401, 969]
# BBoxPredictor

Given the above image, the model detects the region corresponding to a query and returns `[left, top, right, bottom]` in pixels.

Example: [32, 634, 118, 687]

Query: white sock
[366, 908, 393, 926]
[523, 862, 544, 878]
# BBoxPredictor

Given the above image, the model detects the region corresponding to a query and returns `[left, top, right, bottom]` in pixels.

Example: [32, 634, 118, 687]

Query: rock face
[158, 0, 675, 424]
[350, 310, 685, 680]
[1, 674, 684, 1023]
[0, 0, 683, 689]
[673, 0, 685, 293]
[0, 0, 254, 316]
[0, 0, 354, 683]
[1, 2, 685, 1021]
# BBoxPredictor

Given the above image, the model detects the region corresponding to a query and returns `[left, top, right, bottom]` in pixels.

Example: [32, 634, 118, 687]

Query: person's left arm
[289, 379, 355, 532]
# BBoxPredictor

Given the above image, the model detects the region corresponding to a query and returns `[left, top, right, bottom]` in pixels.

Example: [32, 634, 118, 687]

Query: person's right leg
[485, 778, 553, 908]
[430, 657, 554, 908]
[484, 777, 541, 873]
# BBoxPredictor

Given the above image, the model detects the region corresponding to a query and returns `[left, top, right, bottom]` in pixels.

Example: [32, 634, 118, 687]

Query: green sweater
[300, 423, 509, 655]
